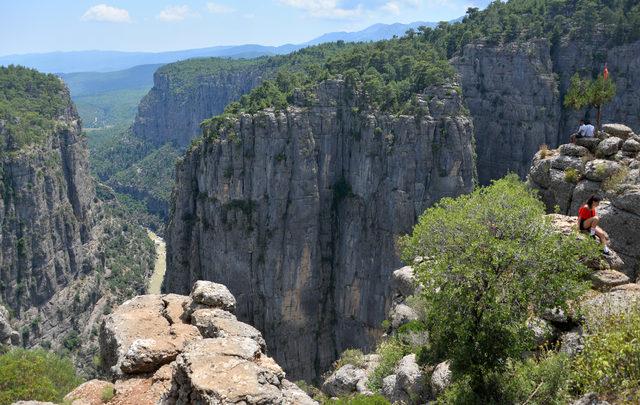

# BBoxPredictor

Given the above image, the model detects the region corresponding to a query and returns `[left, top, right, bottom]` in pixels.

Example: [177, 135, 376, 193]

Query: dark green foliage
[88, 126, 155, 181]
[324, 394, 391, 404]
[0, 348, 82, 404]
[399, 175, 599, 400]
[200, 38, 453, 137]
[0, 65, 69, 148]
[332, 177, 353, 207]
[572, 308, 640, 402]
[420, 0, 640, 59]
[74, 88, 150, 128]
[62, 330, 80, 351]
[109, 143, 180, 203]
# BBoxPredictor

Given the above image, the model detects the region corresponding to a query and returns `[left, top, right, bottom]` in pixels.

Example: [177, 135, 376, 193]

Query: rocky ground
[64, 280, 315, 404]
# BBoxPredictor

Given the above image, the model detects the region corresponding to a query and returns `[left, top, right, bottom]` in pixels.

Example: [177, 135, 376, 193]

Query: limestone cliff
[452, 38, 640, 184]
[0, 68, 154, 374]
[133, 62, 266, 148]
[528, 123, 640, 280]
[164, 79, 475, 380]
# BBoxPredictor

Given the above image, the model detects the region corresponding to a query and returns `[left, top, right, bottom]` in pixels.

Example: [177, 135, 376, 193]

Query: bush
[602, 166, 629, 192]
[0, 348, 82, 404]
[438, 352, 572, 404]
[367, 338, 409, 391]
[100, 386, 115, 403]
[572, 309, 640, 402]
[334, 349, 365, 370]
[564, 167, 580, 183]
[324, 394, 391, 405]
[399, 175, 598, 398]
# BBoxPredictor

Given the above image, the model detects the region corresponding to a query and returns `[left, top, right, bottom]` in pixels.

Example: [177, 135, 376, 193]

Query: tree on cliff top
[399, 175, 599, 401]
[564, 72, 616, 133]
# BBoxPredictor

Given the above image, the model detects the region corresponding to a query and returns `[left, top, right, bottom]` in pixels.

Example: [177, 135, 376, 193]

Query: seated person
[578, 194, 610, 254]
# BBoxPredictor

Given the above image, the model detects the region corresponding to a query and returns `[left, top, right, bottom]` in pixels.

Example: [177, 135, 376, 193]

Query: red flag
[603, 64, 609, 80]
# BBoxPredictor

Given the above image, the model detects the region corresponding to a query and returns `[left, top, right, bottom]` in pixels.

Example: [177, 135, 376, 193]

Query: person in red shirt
[578, 195, 610, 254]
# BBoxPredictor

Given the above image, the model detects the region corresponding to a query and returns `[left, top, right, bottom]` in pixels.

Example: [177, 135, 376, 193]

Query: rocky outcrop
[164, 79, 475, 380]
[66, 280, 315, 405]
[452, 38, 640, 184]
[528, 124, 640, 279]
[132, 63, 267, 148]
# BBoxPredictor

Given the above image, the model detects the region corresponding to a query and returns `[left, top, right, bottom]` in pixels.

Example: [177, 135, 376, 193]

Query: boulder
[322, 364, 367, 397]
[64, 380, 114, 405]
[570, 392, 611, 405]
[396, 354, 426, 400]
[602, 123, 633, 140]
[581, 289, 640, 323]
[430, 361, 451, 397]
[392, 266, 417, 298]
[190, 308, 266, 349]
[100, 295, 202, 375]
[575, 137, 601, 152]
[390, 303, 419, 329]
[169, 337, 302, 404]
[570, 180, 602, 214]
[527, 317, 555, 347]
[550, 155, 584, 172]
[611, 283, 640, 293]
[584, 160, 622, 182]
[559, 328, 584, 357]
[622, 139, 640, 153]
[591, 270, 630, 291]
[595, 137, 622, 157]
[541, 307, 568, 324]
[190, 280, 236, 312]
[381, 374, 409, 404]
[528, 155, 552, 188]
[559, 144, 589, 157]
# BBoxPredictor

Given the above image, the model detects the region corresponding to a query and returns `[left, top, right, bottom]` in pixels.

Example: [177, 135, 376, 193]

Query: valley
[1, 0, 640, 403]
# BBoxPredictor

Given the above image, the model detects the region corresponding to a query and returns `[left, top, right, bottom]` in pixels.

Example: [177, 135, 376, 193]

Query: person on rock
[578, 194, 611, 254]
[571, 119, 595, 143]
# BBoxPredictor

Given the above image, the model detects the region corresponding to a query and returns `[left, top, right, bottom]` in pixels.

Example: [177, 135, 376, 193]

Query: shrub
[0, 348, 82, 404]
[324, 394, 391, 404]
[100, 386, 115, 403]
[564, 167, 580, 183]
[367, 338, 409, 391]
[572, 308, 640, 402]
[539, 144, 551, 158]
[602, 166, 629, 192]
[334, 349, 365, 369]
[399, 174, 598, 398]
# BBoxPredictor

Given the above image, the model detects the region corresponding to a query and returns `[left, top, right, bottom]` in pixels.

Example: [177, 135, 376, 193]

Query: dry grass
[602, 166, 630, 192]
[539, 144, 551, 158]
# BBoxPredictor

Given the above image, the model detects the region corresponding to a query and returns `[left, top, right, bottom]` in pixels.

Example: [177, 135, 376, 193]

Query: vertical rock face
[0, 91, 96, 317]
[452, 40, 561, 184]
[453, 38, 640, 184]
[165, 79, 475, 380]
[133, 66, 265, 148]
[0, 70, 155, 374]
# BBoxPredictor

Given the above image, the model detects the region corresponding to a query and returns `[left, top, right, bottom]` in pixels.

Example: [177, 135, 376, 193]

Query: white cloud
[81, 4, 131, 23]
[157, 5, 195, 22]
[381, 1, 401, 15]
[206, 2, 235, 14]
[278, 0, 363, 19]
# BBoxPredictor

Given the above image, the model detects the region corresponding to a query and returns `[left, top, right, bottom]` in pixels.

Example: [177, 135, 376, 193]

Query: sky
[0, 0, 491, 56]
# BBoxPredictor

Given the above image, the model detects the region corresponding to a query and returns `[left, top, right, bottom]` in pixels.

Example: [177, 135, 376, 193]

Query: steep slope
[165, 74, 475, 380]
[0, 66, 154, 374]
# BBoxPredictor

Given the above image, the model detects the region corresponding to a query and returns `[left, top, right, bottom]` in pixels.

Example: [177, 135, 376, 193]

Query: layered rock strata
[65, 280, 315, 405]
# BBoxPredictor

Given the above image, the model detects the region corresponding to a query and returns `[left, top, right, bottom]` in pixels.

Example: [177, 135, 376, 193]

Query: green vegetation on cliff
[0, 66, 69, 148]
[201, 38, 454, 138]
[422, 0, 640, 58]
[0, 348, 82, 404]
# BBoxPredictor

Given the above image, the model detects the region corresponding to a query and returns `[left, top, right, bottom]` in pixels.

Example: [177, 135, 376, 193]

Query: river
[147, 229, 167, 294]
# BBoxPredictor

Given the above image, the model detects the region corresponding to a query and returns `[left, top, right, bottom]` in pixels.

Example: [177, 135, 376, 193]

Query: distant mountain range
[0, 21, 443, 73]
